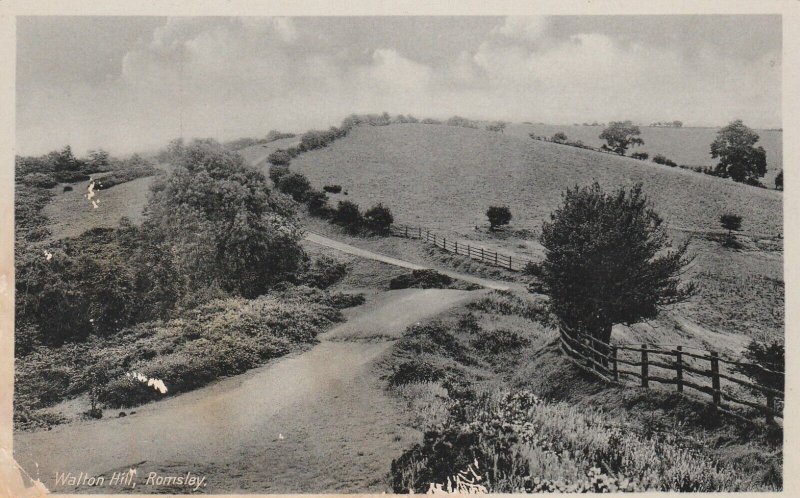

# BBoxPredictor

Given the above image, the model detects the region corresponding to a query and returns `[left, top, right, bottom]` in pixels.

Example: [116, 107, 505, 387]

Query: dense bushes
[305, 189, 330, 216]
[297, 255, 348, 289]
[445, 116, 479, 129]
[389, 270, 452, 290]
[267, 149, 292, 166]
[364, 203, 394, 233]
[631, 152, 649, 160]
[94, 155, 161, 190]
[653, 154, 677, 167]
[323, 184, 343, 194]
[20, 173, 58, 189]
[276, 172, 312, 201]
[269, 164, 290, 184]
[332, 200, 364, 229]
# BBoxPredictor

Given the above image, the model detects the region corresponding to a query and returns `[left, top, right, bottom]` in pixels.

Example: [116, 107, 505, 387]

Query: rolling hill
[290, 123, 782, 237]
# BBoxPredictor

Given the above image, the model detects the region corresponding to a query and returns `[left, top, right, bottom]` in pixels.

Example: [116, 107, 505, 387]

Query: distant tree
[86, 149, 111, 172]
[599, 121, 644, 155]
[552, 132, 568, 143]
[486, 206, 512, 230]
[630, 152, 649, 161]
[333, 200, 363, 230]
[719, 213, 742, 246]
[486, 121, 508, 133]
[364, 203, 394, 234]
[673, 120, 683, 128]
[710, 120, 767, 184]
[268, 149, 292, 166]
[276, 172, 312, 202]
[775, 170, 783, 191]
[306, 190, 329, 217]
[539, 182, 694, 345]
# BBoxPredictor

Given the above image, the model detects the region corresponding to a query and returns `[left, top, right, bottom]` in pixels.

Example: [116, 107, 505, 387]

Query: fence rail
[389, 223, 535, 272]
[558, 325, 783, 425]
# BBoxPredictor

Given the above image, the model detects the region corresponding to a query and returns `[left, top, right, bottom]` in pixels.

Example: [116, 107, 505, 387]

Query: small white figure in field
[86, 179, 100, 209]
[278, 433, 284, 440]
[126, 371, 168, 394]
[43, 250, 53, 261]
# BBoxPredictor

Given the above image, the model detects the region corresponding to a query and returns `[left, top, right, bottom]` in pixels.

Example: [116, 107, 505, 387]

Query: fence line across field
[389, 223, 536, 272]
[558, 323, 783, 426]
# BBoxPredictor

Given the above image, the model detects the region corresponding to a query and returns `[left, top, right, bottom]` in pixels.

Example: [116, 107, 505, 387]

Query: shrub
[552, 132, 568, 143]
[265, 130, 296, 142]
[445, 116, 479, 129]
[631, 152, 649, 160]
[94, 156, 160, 190]
[276, 172, 312, 202]
[775, 170, 783, 190]
[20, 173, 57, 189]
[652, 154, 677, 167]
[388, 360, 445, 387]
[298, 255, 348, 289]
[306, 189, 329, 217]
[471, 329, 530, 355]
[720, 213, 743, 247]
[269, 164, 290, 184]
[326, 292, 366, 309]
[53, 170, 91, 183]
[364, 203, 394, 234]
[63, 185, 73, 192]
[389, 269, 453, 290]
[267, 149, 292, 166]
[486, 206, 512, 230]
[323, 184, 343, 194]
[421, 118, 443, 125]
[733, 339, 784, 394]
[333, 200, 363, 229]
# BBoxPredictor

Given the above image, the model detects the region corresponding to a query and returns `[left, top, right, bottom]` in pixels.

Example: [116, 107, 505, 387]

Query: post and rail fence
[389, 223, 536, 272]
[558, 323, 783, 425]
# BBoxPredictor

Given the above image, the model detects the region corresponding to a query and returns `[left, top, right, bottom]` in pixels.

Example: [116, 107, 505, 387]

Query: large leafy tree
[539, 182, 695, 344]
[710, 120, 767, 184]
[142, 139, 304, 299]
[599, 121, 644, 155]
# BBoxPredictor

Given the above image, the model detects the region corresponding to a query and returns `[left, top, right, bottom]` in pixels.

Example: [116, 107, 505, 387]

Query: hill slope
[290, 123, 782, 237]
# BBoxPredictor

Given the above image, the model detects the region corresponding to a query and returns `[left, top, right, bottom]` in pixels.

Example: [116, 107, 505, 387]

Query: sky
[16, 15, 782, 156]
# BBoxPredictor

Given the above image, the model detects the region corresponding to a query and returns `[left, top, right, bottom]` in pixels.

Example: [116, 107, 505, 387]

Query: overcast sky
[17, 15, 781, 156]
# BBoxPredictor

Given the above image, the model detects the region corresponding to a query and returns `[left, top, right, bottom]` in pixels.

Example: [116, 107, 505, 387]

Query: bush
[326, 292, 366, 309]
[445, 116, 479, 129]
[775, 170, 783, 190]
[269, 164, 290, 184]
[471, 329, 530, 355]
[486, 206, 512, 230]
[388, 360, 445, 387]
[53, 170, 91, 183]
[265, 130, 296, 142]
[298, 255, 348, 289]
[20, 173, 58, 189]
[306, 189, 329, 217]
[364, 203, 394, 234]
[389, 269, 453, 290]
[323, 184, 343, 194]
[652, 154, 677, 167]
[631, 152, 649, 160]
[267, 149, 292, 166]
[552, 132, 568, 143]
[276, 172, 312, 202]
[733, 339, 784, 394]
[333, 200, 363, 229]
[93, 156, 160, 190]
[63, 185, 73, 192]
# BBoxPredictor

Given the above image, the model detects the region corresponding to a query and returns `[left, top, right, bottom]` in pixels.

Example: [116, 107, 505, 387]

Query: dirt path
[14, 288, 484, 494]
[305, 231, 525, 292]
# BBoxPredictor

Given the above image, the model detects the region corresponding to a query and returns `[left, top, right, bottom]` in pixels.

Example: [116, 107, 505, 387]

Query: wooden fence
[389, 223, 535, 272]
[559, 324, 784, 425]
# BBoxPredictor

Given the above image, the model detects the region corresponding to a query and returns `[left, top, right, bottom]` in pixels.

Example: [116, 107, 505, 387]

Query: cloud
[494, 17, 549, 42]
[16, 16, 781, 156]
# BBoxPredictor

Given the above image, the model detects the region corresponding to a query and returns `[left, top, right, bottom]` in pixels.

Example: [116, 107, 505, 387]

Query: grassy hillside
[290, 124, 782, 237]
[506, 123, 783, 187]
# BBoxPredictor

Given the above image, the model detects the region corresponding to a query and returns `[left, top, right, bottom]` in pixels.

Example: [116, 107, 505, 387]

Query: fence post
[508, 255, 512, 271]
[433, 234, 437, 246]
[481, 247, 485, 261]
[612, 345, 618, 382]
[675, 346, 683, 393]
[418, 227, 422, 238]
[443, 237, 446, 250]
[641, 345, 649, 388]
[455, 241, 458, 254]
[405, 226, 408, 237]
[766, 391, 775, 425]
[494, 252, 498, 265]
[710, 352, 721, 405]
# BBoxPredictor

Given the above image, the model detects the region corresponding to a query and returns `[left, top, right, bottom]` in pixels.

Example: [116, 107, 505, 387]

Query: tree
[364, 203, 394, 233]
[486, 206, 512, 230]
[552, 132, 568, 143]
[268, 149, 292, 166]
[141, 139, 304, 299]
[710, 120, 767, 184]
[775, 170, 783, 191]
[719, 213, 742, 246]
[732, 339, 784, 394]
[333, 200, 363, 230]
[599, 121, 644, 155]
[485, 121, 508, 133]
[306, 190, 329, 217]
[276, 172, 312, 202]
[539, 182, 694, 345]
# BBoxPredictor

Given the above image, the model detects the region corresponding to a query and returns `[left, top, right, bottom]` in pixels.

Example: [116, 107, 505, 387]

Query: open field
[506, 123, 783, 187]
[290, 123, 782, 237]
